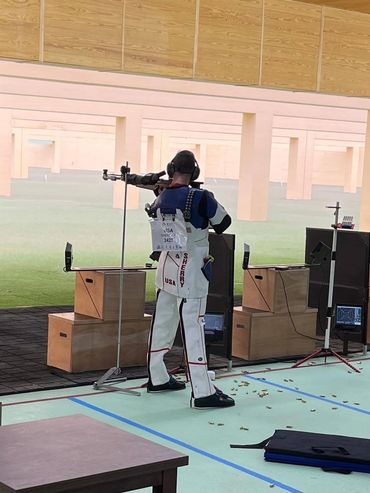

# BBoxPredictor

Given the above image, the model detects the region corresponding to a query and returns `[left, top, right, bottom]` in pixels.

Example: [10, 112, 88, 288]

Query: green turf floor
[1, 356, 369, 493]
[0, 168, 362, 307]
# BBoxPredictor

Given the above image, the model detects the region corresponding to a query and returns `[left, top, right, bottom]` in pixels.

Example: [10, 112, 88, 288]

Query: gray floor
[0, 298, 365, 396]
[0, 301, 240, 395]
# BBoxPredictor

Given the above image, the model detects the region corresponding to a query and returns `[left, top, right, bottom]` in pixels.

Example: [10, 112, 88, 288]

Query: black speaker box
[305, 228, 369, 344]
[206, 233, 235, 360]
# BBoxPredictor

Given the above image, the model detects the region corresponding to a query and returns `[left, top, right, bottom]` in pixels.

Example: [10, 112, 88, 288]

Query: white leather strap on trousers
[148, 289, 215, 399]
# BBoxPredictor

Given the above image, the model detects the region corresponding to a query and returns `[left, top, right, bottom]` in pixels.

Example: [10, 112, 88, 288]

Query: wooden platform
[234, 266, 318, 361]
[232, 306, 317, 360]
[47, 313, 152, 372]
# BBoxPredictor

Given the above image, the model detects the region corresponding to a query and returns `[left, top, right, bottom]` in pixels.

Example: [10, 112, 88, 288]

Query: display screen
[204, 313, 224, 334]
[335, 305, 362, 329]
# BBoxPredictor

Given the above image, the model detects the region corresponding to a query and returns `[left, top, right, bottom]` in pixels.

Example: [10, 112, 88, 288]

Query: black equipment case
[231, 429, 370, 474]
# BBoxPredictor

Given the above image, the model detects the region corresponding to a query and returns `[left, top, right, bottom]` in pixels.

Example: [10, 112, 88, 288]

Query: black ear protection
[167, 157, 200, 181]
[190, 160, 200, 181]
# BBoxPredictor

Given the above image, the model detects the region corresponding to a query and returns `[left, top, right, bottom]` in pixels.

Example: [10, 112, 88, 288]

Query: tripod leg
[292, 348, 323, 368]
[330, 350, 361, 373]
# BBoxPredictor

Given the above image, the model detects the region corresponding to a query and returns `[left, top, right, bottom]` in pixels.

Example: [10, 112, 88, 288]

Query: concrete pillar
[237, 112, 273, 221]
[286, 134, 306, 199]
[12, 129, 21, 178]
[146, 133, 161, 173]
[359, 146, 365, 184]
[51, 139, 61, 173]
[0, 109, 12, 196]
[344, 146, 360, 193]
[147, 135, 155, 173]
[113, 115, 142, 209]
[359, 111, 370, 231]
[160, 133, 171, 167]
[12, 128, 27, 178]
[194, 143, 207, 182]
[302, 131, 315, 200]
[360, 146, 365, 168]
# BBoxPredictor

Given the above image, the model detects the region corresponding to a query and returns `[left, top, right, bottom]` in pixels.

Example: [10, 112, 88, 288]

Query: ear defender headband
[167, 151, 200, 181]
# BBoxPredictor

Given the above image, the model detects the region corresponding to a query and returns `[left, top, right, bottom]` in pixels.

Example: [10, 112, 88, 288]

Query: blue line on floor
[69, 396, 302, 493]
[244, 375, 370, 416]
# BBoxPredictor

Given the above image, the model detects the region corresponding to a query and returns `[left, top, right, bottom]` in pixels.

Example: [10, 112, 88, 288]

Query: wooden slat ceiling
[296, 1, 370, 14]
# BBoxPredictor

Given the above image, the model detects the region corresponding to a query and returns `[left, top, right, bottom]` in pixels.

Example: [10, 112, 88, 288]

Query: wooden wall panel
[262, 0, 322, 91]
[295, 1, 370, 15]
[0, 0, 369, 98]
[44, 0, 124, 70]
[0, 0, 40, 60]
[320, 7, 370, 96]
[195, 0, 262, 85]
[124, 0, 196, 78]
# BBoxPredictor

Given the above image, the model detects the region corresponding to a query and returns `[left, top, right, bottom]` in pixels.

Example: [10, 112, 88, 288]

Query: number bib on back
[150, 209, 188, 251]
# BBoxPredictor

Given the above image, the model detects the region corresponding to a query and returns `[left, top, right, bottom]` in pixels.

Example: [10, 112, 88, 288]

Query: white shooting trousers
[148, 289, 215, 399]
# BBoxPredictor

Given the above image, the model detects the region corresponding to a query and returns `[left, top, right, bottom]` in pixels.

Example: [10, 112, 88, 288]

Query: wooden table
[0, 414, 188, 493]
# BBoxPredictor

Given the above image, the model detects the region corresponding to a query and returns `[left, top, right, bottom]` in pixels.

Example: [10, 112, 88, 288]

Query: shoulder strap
[183, 188, 196, 221]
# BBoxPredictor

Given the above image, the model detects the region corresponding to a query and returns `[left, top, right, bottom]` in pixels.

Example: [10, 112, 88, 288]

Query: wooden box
[232, 306, 317, 361]
[47, 312, 152, 373]
[74, 270, 146, 321]
[242, 267, 309, 313]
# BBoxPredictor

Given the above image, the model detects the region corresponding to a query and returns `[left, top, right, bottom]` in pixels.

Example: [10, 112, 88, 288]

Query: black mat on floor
[0, 300, 365, 396]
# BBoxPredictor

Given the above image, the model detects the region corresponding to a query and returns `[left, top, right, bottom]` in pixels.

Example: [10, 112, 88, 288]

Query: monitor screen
[335, 304, 363, 330]
[204, 313, 224, 334]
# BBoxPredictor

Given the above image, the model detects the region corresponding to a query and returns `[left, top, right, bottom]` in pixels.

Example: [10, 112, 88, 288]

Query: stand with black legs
[292, 202, 361, 374]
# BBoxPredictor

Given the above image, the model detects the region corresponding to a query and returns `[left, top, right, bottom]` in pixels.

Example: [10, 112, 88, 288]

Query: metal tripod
[93, 164, 141, 395]
[292, 201, 361, 373]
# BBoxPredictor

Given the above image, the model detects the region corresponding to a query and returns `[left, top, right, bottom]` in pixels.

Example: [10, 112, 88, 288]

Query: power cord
[277, 270, 323, 342]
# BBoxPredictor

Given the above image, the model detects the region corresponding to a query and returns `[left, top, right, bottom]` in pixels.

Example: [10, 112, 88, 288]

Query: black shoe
[193, 391, 235, 408]
[147, 375, 186, 392]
